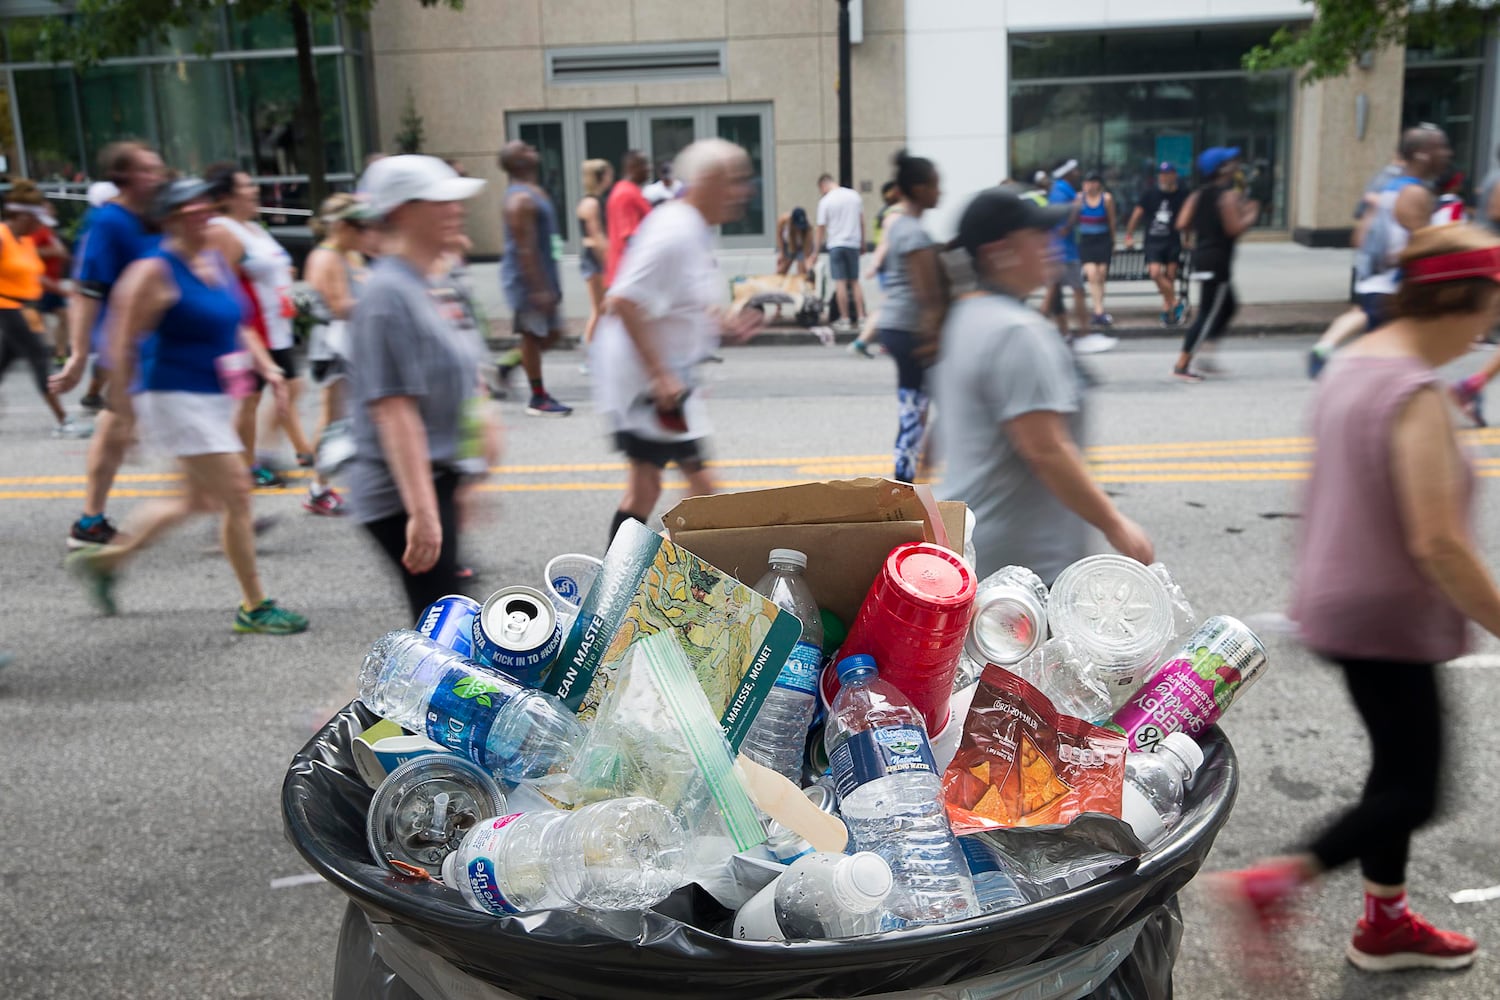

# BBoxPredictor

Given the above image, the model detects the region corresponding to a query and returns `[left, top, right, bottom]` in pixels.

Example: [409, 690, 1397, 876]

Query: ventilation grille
[547, 43, 726, 84]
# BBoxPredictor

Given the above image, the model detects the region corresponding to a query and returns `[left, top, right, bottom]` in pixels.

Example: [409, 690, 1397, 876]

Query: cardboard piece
[664, 479, 969, 627]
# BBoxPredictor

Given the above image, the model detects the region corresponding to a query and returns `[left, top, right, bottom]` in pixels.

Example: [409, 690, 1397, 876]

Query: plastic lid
[1046, 554, 1176, 669]
[887, 544, 976, 607]
[1160, 732, 1205, 778]
[366, 755, 506, 877]
[836, 654, 878, 681]
[834, 852, 894, 910]
[768, 548, 808, 570]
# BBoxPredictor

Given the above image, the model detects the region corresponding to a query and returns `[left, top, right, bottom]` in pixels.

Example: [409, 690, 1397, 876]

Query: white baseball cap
[358, 155, 486, 218]
[5, 201, 57, 227]
[86, 181, 120, 207]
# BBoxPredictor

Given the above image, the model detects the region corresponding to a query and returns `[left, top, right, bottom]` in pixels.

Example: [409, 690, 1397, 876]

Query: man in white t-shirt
[812, 174, 867, 330]
[592, 139, 765, 544]
[642, 160, 684, 206]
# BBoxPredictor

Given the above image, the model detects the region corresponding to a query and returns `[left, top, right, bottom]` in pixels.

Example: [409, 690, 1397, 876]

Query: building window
[507, 103, 775, 249]
[1010, 25, 1292, 229]
[1404, 37, 1491, 195]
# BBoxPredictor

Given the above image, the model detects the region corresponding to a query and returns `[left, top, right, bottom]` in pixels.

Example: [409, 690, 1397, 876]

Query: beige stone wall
[367, 0, 906, 254]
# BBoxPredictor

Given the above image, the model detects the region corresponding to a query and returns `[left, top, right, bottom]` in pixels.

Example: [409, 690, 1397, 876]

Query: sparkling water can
[471, 585, 564, 687]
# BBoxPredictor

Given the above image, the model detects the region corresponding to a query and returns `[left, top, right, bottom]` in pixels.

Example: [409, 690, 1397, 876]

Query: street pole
[837, 0, 853, 188]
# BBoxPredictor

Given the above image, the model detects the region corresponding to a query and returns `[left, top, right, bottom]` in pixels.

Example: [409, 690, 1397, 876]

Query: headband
[1051, 159, 1079, 179]
[1404, 246, 1500, 285]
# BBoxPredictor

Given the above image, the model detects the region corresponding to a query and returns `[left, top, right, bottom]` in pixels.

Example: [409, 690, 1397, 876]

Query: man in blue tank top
[496, 140, 571, 417]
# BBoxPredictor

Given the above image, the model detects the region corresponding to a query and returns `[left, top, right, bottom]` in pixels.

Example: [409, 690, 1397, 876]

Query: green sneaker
[66, 546, 118, 616]
[234, 599, 309, 635]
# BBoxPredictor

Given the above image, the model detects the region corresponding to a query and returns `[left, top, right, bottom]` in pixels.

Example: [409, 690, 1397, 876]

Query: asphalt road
[3, 335, 1499, 1000]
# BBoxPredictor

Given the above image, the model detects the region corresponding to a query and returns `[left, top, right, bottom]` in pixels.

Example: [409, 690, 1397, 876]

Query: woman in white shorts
[66, 178, 309, 635]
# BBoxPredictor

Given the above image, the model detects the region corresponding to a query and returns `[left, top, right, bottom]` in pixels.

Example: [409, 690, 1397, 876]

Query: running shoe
[1091, 312, 1114, 328]
[251, 465, 284, 489]
[1347, 912, 1478, 973]
[68, 516, 120, 550]
[1172, 301, 1187, 325]
[526, 394, 573, 417]
[66, 546, 118, 617]
[1308, 348, 1330, 380]
[296, 452, 315, 469]
[1173, 366, 1205, 383]
[1160, 310, 1173, 328]
[490, 360, 520, 400]
[1451, 379, 1487, 427]
[1072, 333, 1119, 355]
[303, 488, 347, 516]
[455, 565, 478, 582]
[53, 418, 93, 440]
[848, 339, 877, 358]
[79, 392, 105, 412]
[1208, 862, 1307, 984]
[233, 599, 309, 635]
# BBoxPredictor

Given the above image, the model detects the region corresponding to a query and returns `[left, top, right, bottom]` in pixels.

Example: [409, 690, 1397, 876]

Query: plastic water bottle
[1119, 732, 1205, 845]
[732, 851, 894, 941]
[358, 630, 585, 783]
[957, 837, 1029, 914]
[1015, 637, 1112, 723]
[441, 796, 687, 914]
[824, 655, 979, 925]
[742, 549, 825, 782]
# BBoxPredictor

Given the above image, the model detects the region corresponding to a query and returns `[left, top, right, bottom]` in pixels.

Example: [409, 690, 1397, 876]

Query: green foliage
[1244, 0, 1497, 83]
[393, 89, 425, 155]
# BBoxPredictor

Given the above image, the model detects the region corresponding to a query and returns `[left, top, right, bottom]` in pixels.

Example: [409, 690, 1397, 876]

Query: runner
[65, 178, 309, 634]
[1170, 147, 1261, 382]
[1351, 126, 1450, 333]
[576, 158, 613, 370]
[873, 150, 944, 484]
[1044, 160, 1114, 354]
[935, 185, 1153, 581]
[50, 141, 165, 550]
[593, 139, 764, 544]
[1216, 224, 1500, 977]
[604, 150, 651, 287]
[812, 173, 867, 332]
[30, 201, 71, 369]
[494, 139, 572, 417]
[849, 182, 904, 358]
[1123, 163, 1188, 326]
[774, 207, 813, 276]
[347, 155, 498, 617]
[203, 163, 315, 487]
[1076, 171, 1116, 328]
[0, 185, 91, 438]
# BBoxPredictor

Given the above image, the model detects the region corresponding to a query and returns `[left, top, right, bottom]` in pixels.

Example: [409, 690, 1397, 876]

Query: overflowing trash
[286, 479, 1258, 998]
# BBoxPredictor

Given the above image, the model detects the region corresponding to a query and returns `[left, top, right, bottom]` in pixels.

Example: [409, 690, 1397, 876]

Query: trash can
[285, 701, 1239, 1000]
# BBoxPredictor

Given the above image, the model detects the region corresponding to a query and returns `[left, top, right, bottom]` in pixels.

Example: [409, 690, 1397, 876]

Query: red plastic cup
[834, 543, 977, 734]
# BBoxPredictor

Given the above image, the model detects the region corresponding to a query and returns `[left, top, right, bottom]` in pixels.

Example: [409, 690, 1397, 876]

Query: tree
[39, 0, 463, 208]
[393, 89, 426, 155]
[1244, 0, 1497, 82]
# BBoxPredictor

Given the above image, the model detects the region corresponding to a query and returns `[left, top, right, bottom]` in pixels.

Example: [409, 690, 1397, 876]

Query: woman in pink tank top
[1217, 224, 1500, 976]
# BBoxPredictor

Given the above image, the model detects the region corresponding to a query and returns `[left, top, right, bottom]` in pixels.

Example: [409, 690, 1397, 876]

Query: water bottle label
[829, 723, 937, 799]
[462, 813, 524, 915]
[424, 667, 515, 768]
[773, 641, 823, 695]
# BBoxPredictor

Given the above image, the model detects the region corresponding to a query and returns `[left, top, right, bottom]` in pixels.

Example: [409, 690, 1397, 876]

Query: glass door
[716, 111, 765, 236]
[581, 115, 632, 184]
[518, 119, 569, 240]
[647, 113, 695, 180]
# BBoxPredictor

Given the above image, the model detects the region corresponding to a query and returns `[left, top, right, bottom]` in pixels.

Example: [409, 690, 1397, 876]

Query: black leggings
[363, 470, 463, 619]
[1306, 659, 1444, 886]
[0, 308, 51, 399]
[1180, 276, 1237, 357]
[877, 328, 925, 392]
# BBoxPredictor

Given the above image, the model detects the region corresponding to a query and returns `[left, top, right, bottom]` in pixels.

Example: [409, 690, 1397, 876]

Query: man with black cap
[775, 206, 813, 276]
[1124, 162, 1188, 326]
[935, 186, 1153, 583]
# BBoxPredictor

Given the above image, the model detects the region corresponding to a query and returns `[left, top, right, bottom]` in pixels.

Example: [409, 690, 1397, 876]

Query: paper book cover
[546, 519, 801, 751]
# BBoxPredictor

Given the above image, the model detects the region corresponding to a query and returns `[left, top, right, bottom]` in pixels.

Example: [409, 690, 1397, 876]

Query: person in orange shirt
[30, 214, 71, 365]
[0, 182, 91, 437]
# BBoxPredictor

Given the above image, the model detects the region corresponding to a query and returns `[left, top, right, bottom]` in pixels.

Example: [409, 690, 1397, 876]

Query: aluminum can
[965, 583, 1047, 666]
[416, 594, 481, 660]
[471, 585, 563, 687]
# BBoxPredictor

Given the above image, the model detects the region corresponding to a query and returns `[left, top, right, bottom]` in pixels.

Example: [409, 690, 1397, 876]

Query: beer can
[471, 585, 563, 687]
[965, 583, 1047, 666]
[415, 594, 481, 660]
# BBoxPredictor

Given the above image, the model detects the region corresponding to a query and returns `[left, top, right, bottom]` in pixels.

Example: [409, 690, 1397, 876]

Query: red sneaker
[303, 488, 347, 517]
[1208, 862, 1307, 983]
[1347, 911, 1478, 972]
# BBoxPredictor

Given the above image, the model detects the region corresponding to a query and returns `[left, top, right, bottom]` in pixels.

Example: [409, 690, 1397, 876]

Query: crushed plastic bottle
[1013, 637, 1112, 724]
[733, 851, 894, 941]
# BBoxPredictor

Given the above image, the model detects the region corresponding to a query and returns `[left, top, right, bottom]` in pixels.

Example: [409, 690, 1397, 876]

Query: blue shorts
[1359, 292, 1391, 331]
[828, 247, 860, 282]
[39, 291, 66, 313]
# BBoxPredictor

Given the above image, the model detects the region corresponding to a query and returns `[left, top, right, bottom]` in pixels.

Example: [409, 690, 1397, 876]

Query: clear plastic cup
[1047, 555, 1176, 696]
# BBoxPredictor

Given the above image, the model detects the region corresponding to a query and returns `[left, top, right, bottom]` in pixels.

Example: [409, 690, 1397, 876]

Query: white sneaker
[53, 418, 93, 439]
[1072, 333, 1119, 355]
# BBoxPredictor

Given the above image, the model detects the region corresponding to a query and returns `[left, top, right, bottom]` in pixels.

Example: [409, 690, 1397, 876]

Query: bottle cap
[1160, 732, 1205, 779]
[833, 852, 894, 911]
[768, 548, 808, 570]
[836, 654, 878, 681]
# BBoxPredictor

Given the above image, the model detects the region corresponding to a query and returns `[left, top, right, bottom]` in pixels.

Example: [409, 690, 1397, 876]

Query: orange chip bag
[1056, 713, 1126, 819]
[943, 664, 1066, 832]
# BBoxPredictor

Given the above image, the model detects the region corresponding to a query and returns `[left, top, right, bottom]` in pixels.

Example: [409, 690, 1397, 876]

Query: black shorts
[310, 357, 346, 384]
[1078, 234, 1113, 265]
[254, 346, 299, 391]
[614, 431, 706, 470]
[1143, 239, 1181, 267]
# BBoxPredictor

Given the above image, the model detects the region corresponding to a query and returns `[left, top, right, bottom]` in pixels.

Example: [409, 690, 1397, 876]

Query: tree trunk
[291, 1, 327, 212]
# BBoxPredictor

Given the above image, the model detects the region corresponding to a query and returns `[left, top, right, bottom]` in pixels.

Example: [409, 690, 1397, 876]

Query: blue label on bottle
[829, 723, 938, 799]
[773, 641, 823, 695]
[424, 667, 514, 769]
[466, 856, 517, 915]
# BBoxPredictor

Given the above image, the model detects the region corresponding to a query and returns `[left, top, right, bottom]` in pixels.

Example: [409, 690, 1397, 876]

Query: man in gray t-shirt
[935, 186, 1152, 583]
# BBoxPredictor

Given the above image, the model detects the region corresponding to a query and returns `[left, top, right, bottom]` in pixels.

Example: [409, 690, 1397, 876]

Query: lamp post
[837, 0, 852, 188]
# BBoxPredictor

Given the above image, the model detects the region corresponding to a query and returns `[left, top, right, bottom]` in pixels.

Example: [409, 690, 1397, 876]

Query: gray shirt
[348, 256, 483, 523]
[878, 214, 935, 332]
[1481, 169, 1500, 234]
[934, 292, 1089, 584]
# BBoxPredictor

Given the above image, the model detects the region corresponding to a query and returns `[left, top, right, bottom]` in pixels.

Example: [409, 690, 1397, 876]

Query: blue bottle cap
[836, 654, 878, 681]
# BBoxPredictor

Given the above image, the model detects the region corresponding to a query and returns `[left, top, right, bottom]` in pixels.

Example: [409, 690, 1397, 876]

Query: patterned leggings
[878, 328, 929, 482]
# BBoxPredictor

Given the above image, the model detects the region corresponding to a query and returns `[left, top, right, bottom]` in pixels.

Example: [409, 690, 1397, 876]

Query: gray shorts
[513, 306, 563, 339]
[828, 247, 860, 282]
[1051, 259, 1084, 292]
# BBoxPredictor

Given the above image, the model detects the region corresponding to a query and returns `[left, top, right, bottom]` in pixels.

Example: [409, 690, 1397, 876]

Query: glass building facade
[1403, 37, 1495, 196]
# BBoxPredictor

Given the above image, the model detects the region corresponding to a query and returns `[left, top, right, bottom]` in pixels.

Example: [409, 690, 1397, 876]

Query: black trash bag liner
[286, 701, 1237, 1000]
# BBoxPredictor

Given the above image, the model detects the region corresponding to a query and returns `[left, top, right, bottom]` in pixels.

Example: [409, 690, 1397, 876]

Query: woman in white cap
[347, 155, 498, 616]
[0, 181, 92, 437]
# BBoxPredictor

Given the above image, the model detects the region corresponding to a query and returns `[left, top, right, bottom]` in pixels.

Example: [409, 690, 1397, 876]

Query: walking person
[813, 173, 867, 332]
[65, 178, 309, 634]
[593, 139, 764, 544]
[0, 185, 92, 438]
[1076, 171, 1117, 328]
[347, 155, 498, 617]
[1123, 163, 1188, 326]
[849, 183, 905, 359]
[936, 186, 1152, 582]
[873, 150, 945, 484]
[50, 141, 166, 549]
[1217, 224, 1500, 976]
[494, 140, 572, 416]
[576, 158, 613, 370]
[1171, 147, 1261, 382]
[605, 150, 652, 288]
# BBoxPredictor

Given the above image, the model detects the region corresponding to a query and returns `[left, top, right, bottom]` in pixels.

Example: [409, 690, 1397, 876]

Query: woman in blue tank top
[1075, 171, 1117, 328]
[66, 178, 309, 636]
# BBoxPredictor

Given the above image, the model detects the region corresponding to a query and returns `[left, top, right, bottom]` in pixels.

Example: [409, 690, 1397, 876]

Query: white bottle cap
[1160, 732, 1205, 781]
[832, 852, 894, 912]
[768, 548, 809, 570]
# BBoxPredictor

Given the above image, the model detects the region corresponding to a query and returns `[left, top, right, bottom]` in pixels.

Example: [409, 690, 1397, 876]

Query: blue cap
[836, 654, 878, 681]
[1197, 147, 1241, 177]
[1157, 161, 1177, 174]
